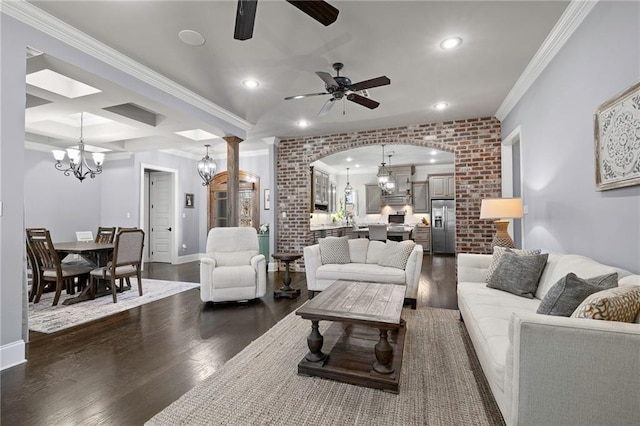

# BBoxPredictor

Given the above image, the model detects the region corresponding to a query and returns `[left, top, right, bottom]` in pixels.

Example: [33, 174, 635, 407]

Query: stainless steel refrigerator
[431, 199, 455, 254]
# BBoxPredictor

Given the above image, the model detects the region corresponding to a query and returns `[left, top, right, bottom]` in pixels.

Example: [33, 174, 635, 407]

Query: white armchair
[200, 227, 266, 303]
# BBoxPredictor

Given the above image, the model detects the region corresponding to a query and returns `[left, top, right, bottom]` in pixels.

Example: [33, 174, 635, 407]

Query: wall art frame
[264, 188, 270, 210]
[594, 80, 640, 191]
[185, 193, 194, 208]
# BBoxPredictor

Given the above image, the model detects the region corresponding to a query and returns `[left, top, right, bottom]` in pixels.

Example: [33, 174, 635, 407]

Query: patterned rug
[147, 305, 505, 425]
[29, 278, 199, 334]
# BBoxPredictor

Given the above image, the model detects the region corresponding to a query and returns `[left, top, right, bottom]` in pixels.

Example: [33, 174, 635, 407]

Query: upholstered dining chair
[368, 224, 388, 242]
[26, 234, 41, 303]
[90, 228, 145, 303]
[26, 228, 93, 305]
[95, 227, 116, 243]
[200, 227, 266, 303]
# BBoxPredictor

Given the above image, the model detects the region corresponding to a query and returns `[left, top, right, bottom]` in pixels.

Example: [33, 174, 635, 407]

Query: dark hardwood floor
[1, 254, 457, 425]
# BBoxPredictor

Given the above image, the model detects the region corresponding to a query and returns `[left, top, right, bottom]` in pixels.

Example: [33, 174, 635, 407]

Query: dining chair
[26, 235, 41, 303]
[368, 224, 388, 242]
[95, 227, 116, 243]
[26, 228, 93, 305]
[90, 229, 145, 303]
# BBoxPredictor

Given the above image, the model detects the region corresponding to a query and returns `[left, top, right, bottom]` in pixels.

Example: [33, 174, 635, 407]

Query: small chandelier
[385, 154, 396, 192]
[344, 167, 353, 195]
[197, 144, 217, 186]
[52, 112, 105, 182]
[377, 144, 391, 189]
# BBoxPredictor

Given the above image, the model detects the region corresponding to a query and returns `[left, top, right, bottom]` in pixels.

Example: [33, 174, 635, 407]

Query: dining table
[54, 241, 114, 305]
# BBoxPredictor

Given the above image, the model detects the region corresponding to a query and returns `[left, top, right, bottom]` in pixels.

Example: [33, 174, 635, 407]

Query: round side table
[271, 252, 302, 299]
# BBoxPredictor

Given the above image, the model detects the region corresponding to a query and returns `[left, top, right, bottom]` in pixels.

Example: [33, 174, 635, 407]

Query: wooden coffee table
[295, 280, 407, 393]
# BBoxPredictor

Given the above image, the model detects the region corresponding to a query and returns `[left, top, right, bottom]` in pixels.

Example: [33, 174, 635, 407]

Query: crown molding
[2, 0, 252, 136]
[495, 0, 598, 121]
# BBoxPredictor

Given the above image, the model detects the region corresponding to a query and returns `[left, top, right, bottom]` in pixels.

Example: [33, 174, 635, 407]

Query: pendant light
[385, 154, 396, 192]
[52, 112, 105, 182]
[197, 144, 217, 186]
[377, 144, 390, 189]
[344, 167, 353, 195]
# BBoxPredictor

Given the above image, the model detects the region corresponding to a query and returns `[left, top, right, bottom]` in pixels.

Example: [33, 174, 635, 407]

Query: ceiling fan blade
[284, 92, 329, 100]
[316, 71, 339, 90]
[234, 0, 258, 41]
[318, 98, 337, 116]
[285, 0, 339, 26]
[349, 76, 391, 92]
[347, 93, 380, 110]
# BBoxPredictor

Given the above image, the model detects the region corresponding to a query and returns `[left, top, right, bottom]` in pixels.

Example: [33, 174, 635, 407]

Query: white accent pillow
[365, 240, 386, 264]
[348, 239, 369, 264]
[319, 236, 351, 265]
[378, 240, 416, 270]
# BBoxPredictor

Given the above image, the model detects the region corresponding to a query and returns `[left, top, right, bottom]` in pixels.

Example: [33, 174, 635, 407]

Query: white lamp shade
[480, 198, 523, 219]
[92, 152, 105, 166]
[52, 150, 66, 161]
[66, 148, 80, 164]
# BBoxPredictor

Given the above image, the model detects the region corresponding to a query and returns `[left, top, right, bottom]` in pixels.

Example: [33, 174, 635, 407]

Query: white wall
[501, 1, 640, 272]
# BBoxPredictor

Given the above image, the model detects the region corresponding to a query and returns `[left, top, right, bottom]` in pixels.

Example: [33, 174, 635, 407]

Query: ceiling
[24, 0, 569, 166]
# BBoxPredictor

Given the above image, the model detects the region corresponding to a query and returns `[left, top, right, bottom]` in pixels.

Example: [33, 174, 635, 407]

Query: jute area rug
[29, 278, 199, 334]
[147, 303, 505, 425]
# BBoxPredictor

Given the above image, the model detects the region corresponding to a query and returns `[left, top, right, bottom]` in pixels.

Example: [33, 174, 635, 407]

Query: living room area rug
[147, 304, 505, 425]
[29, 278, 199, 334]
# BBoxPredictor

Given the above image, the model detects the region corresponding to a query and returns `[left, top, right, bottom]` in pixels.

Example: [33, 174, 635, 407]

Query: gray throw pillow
[487, 251, 549, 298]
[319, 236, 351, 265]
[378, 240, 416, 270]
[485, 246, 542, 282]
[537, 273, 618, 317]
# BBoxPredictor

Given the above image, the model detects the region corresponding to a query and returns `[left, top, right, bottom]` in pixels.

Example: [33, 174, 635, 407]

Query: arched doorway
[208, 171, 260, 230]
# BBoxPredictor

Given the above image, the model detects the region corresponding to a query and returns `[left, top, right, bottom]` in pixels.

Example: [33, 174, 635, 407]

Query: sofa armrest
[404, 244, 423, 301]
[199, 256, 216, 302]
[507, 312, 640, 426]
[251, 254, 266, 297]
[457, 253, 492, 283]
[303, 244, 321, 291]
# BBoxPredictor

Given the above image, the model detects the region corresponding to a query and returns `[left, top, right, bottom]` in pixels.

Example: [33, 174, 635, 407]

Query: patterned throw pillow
[571, 286, 640, 322]
[486, 251, 549, 299]
[378, 240, 416, 270]
[537, 273, 618, 317]
[319, 236, 351, 265]
[485, 247, 542, 282]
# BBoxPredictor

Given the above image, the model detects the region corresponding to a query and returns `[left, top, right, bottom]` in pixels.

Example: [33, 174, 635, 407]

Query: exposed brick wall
[276, 117, 502, 269]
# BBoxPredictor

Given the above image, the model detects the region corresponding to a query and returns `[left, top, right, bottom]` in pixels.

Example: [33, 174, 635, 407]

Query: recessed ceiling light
[346, 157, 352, 162]
[433, 102, 449, 110]
[430, 158, 436, 163]
[431, 150, 438, 155]
[175, 129, 219, 141]
[178, 30, 205, 46]
[242, 79, 259, 88]
[355, 164, 360, 168]
[440, 36, 462, 50]
[26, 69, 102, 98]
[296, 120, 309, 128]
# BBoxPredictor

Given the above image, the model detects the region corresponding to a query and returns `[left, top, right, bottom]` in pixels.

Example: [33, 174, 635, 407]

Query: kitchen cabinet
[311, 167, 331, 211]
[429, 174, 454, 199]
[365, 184, 382, 214]
[412, 181, 429, 212]
[413, 225, 431, 252]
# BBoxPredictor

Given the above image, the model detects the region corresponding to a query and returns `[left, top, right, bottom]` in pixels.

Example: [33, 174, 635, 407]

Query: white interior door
[149, 171, 173, 263]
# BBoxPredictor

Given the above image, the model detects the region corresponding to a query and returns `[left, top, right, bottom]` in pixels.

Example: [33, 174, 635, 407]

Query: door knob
[167, 227, 172, 232]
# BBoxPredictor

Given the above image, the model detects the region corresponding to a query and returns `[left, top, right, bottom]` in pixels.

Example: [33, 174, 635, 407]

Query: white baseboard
[1, 340, 26, 371]
[174, 253, 203, 264]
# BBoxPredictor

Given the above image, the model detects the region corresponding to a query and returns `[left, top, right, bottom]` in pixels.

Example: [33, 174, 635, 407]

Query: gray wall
[502, 1, 640, 272]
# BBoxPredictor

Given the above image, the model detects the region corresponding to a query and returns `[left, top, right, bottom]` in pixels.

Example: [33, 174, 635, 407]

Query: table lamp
[480, 198, 523, 249]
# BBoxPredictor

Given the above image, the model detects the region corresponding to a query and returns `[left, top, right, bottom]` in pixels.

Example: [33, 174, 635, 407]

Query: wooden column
[224, 136, 243, 227]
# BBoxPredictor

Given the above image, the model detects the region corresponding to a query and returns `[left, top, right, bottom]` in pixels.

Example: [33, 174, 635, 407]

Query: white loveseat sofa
[304, 238, 423, 309]
[457, 252, 640, 426]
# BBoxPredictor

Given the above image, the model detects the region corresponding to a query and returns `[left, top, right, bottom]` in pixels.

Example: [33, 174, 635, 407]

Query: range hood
[382, 194, 412, 206]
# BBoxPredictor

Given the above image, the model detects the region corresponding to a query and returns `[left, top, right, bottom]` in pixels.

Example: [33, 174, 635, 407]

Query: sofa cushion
[487, 251, 548, 299]
[537, 273, 618, 317]
[571, 286, 640, 323]
[211, 250, 258, 267]
[348, 238, 369, 264]
[316, 263, 405, 285]
[319, 236, 350, 265]
[485, 247, 542, 282]
[212, 265, 256, 288]
[378, 240, 416, 270]
[365, 240, 386, 264]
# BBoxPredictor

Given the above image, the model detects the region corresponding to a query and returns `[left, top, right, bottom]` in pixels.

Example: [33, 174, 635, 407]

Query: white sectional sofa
[304, 238, 423, 309]
[457, 252, 640, 426]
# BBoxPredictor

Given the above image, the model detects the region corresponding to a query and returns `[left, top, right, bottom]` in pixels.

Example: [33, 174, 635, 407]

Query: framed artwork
[594, 81, 640, 191]
[264, 189, 270, 210]
[185, 193, 194, 208]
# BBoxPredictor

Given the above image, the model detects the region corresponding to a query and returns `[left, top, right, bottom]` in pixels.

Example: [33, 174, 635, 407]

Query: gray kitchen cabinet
[311, 167, 331, 211]
[429, 174, 454, 199]
[365, 184, 382, 214]
[412, 181, 429, 212]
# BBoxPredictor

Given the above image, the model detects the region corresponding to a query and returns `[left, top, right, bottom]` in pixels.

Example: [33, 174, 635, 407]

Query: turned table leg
[373, 328, 395, 374]
[305, 320, 327, 362]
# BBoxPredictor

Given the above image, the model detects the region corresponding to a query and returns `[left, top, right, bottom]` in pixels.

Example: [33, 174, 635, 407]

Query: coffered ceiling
[22, 0, 570, 166]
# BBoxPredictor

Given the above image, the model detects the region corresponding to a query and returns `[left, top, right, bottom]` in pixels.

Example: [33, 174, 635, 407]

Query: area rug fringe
[29, 278, 199, 334]
[147, 305, 505, 425]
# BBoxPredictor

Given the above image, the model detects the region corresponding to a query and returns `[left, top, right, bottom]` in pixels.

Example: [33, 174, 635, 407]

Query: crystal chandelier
[385, 154, 396, 192]
[377, 144, 391, 189]
[52, 112, 105, 182]
[197, 144, 217, 186]
[344, 167, 353, 195]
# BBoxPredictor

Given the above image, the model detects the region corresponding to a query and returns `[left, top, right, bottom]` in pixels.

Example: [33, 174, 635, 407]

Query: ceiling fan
[285, 62, 391, 116]
[234, 0, 339, 41]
